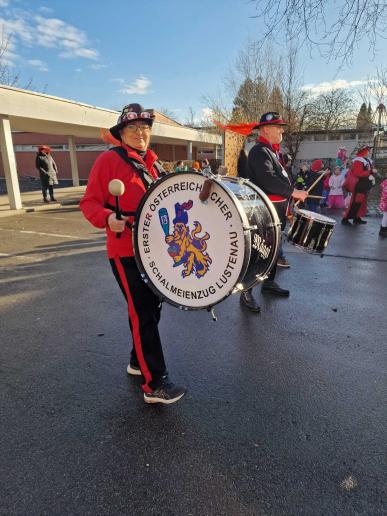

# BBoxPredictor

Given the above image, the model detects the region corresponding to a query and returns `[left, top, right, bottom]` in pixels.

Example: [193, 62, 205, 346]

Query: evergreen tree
[231, 77, 270, 123]
[357, 102, 370, 129]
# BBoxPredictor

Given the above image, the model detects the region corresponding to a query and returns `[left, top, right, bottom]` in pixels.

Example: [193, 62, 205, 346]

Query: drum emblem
[158, 201, 212, 278]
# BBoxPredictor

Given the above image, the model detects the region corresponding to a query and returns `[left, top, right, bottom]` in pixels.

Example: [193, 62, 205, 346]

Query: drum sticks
[295, 170, 328, 207]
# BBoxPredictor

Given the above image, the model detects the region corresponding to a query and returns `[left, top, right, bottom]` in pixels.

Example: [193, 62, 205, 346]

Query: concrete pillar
[187, 141, 193, 161]
[0, 116, 22, 210]
[68, 136, 79, 186]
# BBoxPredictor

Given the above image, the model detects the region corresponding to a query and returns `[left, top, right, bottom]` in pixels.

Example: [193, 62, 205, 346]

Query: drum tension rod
[207, 306, 218, 322]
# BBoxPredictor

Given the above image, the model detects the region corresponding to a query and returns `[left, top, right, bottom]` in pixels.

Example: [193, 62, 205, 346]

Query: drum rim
[294, 208, 336, 225]
[132, 171, 251, 310]
[223, 177, 282, 288]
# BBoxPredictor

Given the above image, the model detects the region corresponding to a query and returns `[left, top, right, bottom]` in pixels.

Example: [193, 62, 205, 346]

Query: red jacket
[344, 157, 372, 193]
[80, 145, 160, 258]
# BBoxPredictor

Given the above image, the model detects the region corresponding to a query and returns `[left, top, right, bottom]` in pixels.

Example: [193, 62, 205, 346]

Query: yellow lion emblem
[162, 201, 212, 278]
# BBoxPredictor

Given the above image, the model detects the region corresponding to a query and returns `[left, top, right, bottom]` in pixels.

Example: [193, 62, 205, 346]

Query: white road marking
[29, 214, 76, 222]
[0, 228, 81, 239]
[19, 230, 80, 239]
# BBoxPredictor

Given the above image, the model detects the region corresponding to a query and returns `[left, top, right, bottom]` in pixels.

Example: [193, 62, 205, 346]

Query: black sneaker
[353, 218, 367, 224]
[277, 257, 290, 268]
[127, 363, 142, 376]
[341, 218, 352, 225]
[144, 382, 187, 405]
[261, 280, 290, 297]
[240, 290, 261, 312]
[127, 363, 169, 380]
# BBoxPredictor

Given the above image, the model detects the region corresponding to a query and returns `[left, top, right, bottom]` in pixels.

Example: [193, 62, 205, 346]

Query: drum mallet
[108, 179, 125, 239]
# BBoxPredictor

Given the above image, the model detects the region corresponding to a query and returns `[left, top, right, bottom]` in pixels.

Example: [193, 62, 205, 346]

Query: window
[342, 133, 356, 140]
[75, 144, 109, 151]
[314, 134, 327, 141]
[328, 133, 341, 141]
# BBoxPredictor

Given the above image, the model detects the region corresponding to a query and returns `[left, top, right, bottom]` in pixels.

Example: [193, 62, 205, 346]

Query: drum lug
[243, 224, 258, 231]
[207, 306, 218, 322]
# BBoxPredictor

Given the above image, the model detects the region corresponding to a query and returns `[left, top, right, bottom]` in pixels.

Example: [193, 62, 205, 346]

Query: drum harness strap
[105, 146, 166, 228]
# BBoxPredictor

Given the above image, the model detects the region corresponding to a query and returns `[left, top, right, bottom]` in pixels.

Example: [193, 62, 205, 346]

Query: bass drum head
[133, 172, 248, 309]
[221, 177, 281, 289]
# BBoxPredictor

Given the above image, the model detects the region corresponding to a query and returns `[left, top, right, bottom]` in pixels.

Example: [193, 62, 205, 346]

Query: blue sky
[1, 0, 386, 122]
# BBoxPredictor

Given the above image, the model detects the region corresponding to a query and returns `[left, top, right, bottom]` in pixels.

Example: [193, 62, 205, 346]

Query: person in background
[294, 163, 308, 192]
[282, 153, 294, 182]
[378, 174, 387, 237]
[305, 160, 326, 212]
[35, 145, 58, 203]
[342, 145, 375, 225]
[320, 166, 331, 208]
[327, 166, 345, 209]
[190, 160, 202, 172]
[237, 148, 248, 178]
[201, 159, 212, 174]
[175, 160, 185, 172]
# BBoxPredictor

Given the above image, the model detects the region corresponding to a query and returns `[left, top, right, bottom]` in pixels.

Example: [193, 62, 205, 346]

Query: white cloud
[74, 68, 82, 73]
[34, 15, 98, 59]
[38, 6, 53, 14]
[0, 12, 99, 62]
[0, 0, 9, 7]
[301, 79, 369, 95]
[111, 77, 125, 84]
[27, 59, 48, 71]
[90, 63, 108, 70]
[201, 107, 213, 119]
[119, 76, 151, 95]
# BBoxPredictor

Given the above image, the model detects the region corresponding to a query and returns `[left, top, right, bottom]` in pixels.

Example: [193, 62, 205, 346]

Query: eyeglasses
[121, 111, 152, 123]
[123, 123, 151, 133]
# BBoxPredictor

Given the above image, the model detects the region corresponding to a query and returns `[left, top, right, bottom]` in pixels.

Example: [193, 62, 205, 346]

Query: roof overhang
[0, 85, 221, 146]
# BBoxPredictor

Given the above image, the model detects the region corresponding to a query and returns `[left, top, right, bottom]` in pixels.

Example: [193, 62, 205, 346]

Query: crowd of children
[294, 145, 386, 237]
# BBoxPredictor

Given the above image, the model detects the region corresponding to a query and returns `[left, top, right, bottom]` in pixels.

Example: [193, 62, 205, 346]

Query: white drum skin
[134, 172, 280, 310]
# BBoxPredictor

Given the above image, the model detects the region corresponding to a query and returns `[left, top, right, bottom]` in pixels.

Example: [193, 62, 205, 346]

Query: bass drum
[133, 172, 281, 310]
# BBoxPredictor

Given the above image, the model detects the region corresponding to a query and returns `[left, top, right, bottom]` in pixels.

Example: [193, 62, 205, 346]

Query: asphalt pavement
[0, 205, 386, 515]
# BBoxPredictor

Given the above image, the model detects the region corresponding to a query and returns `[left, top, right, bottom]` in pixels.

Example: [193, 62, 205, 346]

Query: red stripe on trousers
[113, 257, 153, 393]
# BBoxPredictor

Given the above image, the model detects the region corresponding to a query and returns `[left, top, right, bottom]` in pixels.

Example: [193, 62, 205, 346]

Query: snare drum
[133, 172, 281, 310]
[287, 209, 335, 254]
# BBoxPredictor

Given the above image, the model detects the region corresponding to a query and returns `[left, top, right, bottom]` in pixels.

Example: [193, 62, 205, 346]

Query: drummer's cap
[254, 112, 287, 129]
[311, 159, 324, 172]
[38, 145, 51, 152]
[110, 103, 155, 140]
[356, 144, 371, 155]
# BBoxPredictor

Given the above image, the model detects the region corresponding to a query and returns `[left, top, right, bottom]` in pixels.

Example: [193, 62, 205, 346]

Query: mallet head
[108, 179, 125, 196]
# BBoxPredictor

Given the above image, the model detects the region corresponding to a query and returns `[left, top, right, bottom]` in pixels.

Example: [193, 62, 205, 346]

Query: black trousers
[110, 257, 166, 392]
[42, 184, 55, 200]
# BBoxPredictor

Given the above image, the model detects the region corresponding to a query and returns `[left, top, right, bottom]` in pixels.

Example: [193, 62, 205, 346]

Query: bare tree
[305, 88, 356, 130]
[0, 25, 38, 90]
[250, 0, 387, 64]
[0, 27, 19, 86]
[157, 107, 180, 123]
[278, 41, 310, 159]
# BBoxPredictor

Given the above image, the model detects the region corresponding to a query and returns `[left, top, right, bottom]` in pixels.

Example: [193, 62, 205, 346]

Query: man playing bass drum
[240, 112, 308, 312]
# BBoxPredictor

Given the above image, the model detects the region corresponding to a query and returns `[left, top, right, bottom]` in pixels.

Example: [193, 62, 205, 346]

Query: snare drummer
[80, 103, 186, 405]
[240, 112, 308, 310]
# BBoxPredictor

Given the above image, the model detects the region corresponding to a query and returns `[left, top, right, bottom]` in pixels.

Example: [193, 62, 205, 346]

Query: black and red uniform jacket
[246, 136, 292, 225]
[80, 145, 160, 259]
